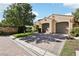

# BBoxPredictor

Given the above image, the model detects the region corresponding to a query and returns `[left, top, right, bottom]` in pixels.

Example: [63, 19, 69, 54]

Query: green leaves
[72, 8, 79, 21]
[2, 3, 36, 26]
[70, 27, 79, 37]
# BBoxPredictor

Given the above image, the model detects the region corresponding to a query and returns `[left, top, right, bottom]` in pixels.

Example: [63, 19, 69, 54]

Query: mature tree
[72, 8, 79, 21]
[2, 3, 36, 26]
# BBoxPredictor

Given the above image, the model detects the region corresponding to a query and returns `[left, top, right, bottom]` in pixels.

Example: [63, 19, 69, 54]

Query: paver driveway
[20, 33, 67, 55]
[0, 36, 31, 56]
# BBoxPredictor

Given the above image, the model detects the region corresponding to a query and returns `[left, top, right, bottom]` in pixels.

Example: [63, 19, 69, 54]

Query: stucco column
[49, 19, 56, 33]
[53, 19, 56, 33]
[68, 19, 73, 35]
[49, 20, 52, 33]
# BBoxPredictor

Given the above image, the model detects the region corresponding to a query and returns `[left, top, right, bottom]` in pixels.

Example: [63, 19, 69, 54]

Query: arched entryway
[56, 22, 69, 34]
[42, 23, 49, 33]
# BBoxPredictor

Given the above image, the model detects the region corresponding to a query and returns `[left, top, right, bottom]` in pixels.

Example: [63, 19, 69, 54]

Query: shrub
[0, 31, 3, 35]
[70, 27, 79, 37]
[14, 32, 33, 38]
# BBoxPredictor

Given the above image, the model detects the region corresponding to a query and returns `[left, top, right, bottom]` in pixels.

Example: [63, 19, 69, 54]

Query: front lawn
[14, 32, 33, 38]
[60, 39, 79, 56]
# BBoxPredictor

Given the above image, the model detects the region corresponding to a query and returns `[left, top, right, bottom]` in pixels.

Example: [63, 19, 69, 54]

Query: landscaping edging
[58, 39, 66, 55]
[75, 37, 79, 56]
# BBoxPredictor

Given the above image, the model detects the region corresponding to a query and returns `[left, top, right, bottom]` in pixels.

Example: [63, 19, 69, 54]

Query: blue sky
[0, 3, 79, 22]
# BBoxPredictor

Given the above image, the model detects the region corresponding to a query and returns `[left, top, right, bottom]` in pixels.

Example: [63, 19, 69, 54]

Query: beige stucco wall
[53, 15, 74, 34]
[34, 14, 74, 34]
[0, 26, 18, 34]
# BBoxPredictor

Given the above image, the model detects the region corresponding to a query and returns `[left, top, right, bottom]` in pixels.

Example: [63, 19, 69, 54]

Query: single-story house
[34, 14, 75, 34]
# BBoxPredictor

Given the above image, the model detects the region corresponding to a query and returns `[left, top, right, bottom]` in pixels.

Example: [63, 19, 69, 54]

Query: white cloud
[0, 4, 10, 14]
[32, 11, 39, 16]
[64, 12, 72, 15]
[64, 3, 79, 9]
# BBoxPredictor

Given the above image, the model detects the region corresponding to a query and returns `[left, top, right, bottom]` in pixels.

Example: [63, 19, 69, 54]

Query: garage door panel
[56, 22, 69, 34]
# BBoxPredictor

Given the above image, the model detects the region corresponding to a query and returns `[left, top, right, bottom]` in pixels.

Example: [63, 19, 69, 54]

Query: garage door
[56, 22, 69, 34]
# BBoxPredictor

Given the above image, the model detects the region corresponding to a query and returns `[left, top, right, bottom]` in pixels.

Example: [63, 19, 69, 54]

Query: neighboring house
[34, 14, 75, 34]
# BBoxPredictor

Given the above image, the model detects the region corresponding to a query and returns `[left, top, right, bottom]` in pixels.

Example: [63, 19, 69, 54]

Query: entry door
[42, 23, 49, 33]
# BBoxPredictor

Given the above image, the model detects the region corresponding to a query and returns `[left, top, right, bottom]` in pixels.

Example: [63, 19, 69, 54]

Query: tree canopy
[1, 3, 36, 26]
[72, 8, 79, 21]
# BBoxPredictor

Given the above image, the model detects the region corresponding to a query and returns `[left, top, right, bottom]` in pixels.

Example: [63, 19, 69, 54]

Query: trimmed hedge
[14, 32, 33, 38]
[70, 27, 79, 37]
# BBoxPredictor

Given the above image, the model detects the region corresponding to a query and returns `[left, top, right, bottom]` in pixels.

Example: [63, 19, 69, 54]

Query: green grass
[60, 39, 79, 56]
[13, 32, 33, 38]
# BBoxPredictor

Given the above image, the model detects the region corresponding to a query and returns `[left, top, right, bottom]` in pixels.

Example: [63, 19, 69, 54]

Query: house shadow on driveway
[19, 33, 67, 55]
[19, 33, 69, 44]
